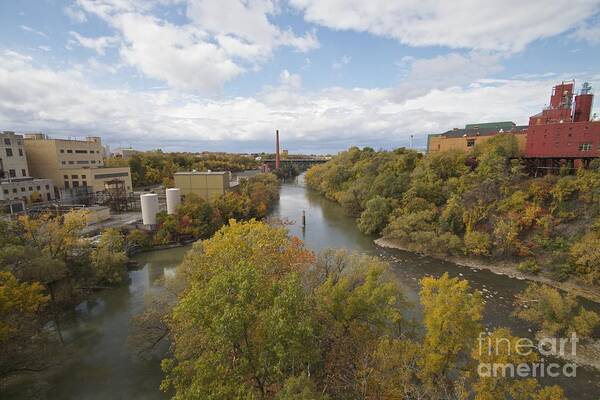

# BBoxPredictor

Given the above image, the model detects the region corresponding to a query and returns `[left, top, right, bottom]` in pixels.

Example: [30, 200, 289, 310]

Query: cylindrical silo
[166, 188, 181, 215]
[140, 193, 159, 225]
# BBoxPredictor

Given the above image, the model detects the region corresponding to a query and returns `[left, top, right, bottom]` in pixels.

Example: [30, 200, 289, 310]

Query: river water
[6, 177, 600, 399]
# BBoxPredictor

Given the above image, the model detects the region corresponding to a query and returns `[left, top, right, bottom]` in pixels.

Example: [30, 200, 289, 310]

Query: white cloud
[279, 69, 302, 89]
[394, 52, 504, 100]
[116, 13, 245, 91]
[332, 55, 351, 70]
[20, 25, 48, 38]
[570, 21, 600, 45]
[3, 49, 595, 152]
[70, 0, 320, 91]
[290, 0, 600, 52]
[69, 32, 119, 55]
[64, 4, 88, 23]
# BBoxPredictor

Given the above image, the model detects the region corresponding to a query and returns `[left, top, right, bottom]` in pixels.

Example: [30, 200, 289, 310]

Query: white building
[1, 131, 55, 213]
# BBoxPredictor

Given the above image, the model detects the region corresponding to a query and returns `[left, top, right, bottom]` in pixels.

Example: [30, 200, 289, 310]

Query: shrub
[517, 259, 541, 275]
[464, 230, 491, 256]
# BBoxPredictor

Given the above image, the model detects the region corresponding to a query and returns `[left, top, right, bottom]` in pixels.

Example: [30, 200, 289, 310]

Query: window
[76, 160, 89, 164]
[12, 188, 17, 193]
[5, 148, 13, 157]
[579, 143, 592, 152]
[75, 150, 88, 154]
[4, 138, 10, 146]
[46, 193, 51, 201]
[3, 189, 8, 195]
[20, 187, 25, 192]
[62, 161, 66, 165]
[82, 181, 87, 187]
[28, 186, 33, 191]
[94, 172, 129, 179]
[18, 148, 23, 156]
[21, 169, 26, 177]
[71, 175, 78, 179]
[68, 161, 74, 164]
[72, 181, 79, 188]
[9, 169, 16, 178]
[466, 139, 476, 147]
[36, 186, 40, 191]
[45, 184, 49, 189]
[81, 174, 86, 179]
[17, 139, 22, 145]
[64, 181, 69, 189]
[60, 149, 65, 153]
[67, 149, 73, 153]
[91, 160, 96, 164]
[64, 175, 69, 179]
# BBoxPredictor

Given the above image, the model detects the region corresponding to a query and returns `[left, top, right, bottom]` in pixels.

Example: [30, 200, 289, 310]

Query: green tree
[92, 228, 128, 285]
[514, 283, 599, 337]
[357, 196, 393, 235]
[274, 375, 327, 400]
[162, 221, 317, 399]
[312, 251, 407, 398]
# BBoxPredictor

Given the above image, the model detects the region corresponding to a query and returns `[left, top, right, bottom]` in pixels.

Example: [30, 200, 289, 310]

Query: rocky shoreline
[374, 237, 600, 304]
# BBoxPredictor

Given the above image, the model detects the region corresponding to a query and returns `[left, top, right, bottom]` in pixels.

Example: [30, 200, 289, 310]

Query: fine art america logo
[477, 332, 578, 378]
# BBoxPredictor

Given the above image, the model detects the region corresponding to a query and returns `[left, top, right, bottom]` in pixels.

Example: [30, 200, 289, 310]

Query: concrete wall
[85, 206, 111, 225]
[174, 172, 230, 200]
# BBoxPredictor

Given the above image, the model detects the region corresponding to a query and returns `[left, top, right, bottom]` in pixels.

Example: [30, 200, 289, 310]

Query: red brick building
[525, 81, 599, 172]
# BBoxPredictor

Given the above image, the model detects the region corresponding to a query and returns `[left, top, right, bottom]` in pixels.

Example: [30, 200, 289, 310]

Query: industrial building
[174, 171, 238, 200]
[524, 81, 599, 172]
[427, 81, 599, 173]
[0, 131, 54, 213]
[427, 122, 528, 153]
[113, 147, 139, 160]
[24, 133, 133, 198]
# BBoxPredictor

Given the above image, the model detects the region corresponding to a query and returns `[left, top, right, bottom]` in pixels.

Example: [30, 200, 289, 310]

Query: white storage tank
[166, 188, 181, 215]
[140, 193, 159, 225]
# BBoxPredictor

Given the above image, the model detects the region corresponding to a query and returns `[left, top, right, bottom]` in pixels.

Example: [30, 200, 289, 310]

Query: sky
[1, 0, 600, 154]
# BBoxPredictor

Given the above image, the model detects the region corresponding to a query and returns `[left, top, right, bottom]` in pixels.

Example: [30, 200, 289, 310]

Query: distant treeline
[306, 135, 600, 286]
[106, 151, 260, 188]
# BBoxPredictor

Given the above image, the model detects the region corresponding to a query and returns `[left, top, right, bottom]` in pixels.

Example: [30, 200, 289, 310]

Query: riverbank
[375, 237, 600, 304]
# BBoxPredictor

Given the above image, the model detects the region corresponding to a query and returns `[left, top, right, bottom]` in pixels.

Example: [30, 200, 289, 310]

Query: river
[6, 176, 600, 399]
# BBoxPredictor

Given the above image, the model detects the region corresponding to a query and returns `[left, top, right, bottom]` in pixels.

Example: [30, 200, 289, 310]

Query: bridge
[262, 158, 328, 171]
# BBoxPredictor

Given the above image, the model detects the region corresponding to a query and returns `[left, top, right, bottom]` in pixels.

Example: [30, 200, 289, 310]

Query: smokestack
[574, 83, 594, 123]
[275, 129, 281, 169]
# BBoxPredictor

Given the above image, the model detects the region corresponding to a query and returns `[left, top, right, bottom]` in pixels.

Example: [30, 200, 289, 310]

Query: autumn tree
[514, 283, 599, 337]
[0, 271, 50, 378]
[472, 328, 566, 400]
[92, 228, 128, 285]
[161, 220, 317, 399]
[419, 273, 484, 393]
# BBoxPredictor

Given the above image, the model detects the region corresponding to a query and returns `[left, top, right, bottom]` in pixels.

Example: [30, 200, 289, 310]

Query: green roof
[465, 121, 516, 130]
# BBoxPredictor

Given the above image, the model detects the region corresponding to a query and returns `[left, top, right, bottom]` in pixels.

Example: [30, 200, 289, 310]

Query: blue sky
[1, 0, 599, 153]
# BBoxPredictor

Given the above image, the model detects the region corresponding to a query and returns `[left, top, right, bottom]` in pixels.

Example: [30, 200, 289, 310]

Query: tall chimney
[275, 129, 281, 169]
